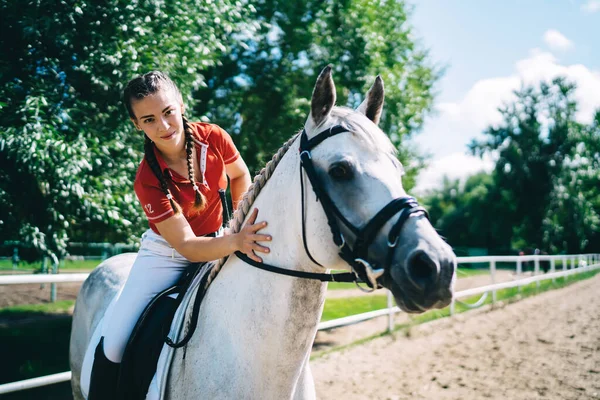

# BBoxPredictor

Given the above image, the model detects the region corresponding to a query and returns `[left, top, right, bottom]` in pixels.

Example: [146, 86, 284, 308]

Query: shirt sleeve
[211, 125, 240, 165]
[134, 179, 175, 224]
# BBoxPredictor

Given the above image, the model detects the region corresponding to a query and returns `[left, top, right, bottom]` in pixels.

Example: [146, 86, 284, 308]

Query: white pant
[102, 229, 191, 363]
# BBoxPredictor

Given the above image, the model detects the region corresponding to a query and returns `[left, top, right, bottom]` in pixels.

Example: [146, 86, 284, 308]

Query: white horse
[70, 66, 456, 399]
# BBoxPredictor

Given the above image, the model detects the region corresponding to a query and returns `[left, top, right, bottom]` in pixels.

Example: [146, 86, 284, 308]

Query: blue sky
[408, 0, 600, 193]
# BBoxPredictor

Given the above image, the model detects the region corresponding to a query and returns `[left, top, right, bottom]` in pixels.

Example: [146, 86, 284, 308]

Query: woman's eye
[328, 162, 354, 181]
[143, 118, 154, 124]
[165, 109, 173, 115]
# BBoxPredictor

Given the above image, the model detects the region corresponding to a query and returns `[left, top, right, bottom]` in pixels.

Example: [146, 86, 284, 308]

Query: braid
[144, 136, 181, 214]
[183, 116, 207, 211]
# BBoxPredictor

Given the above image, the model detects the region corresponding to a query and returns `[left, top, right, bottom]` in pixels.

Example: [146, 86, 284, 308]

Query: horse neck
[176, 139, 328, 396]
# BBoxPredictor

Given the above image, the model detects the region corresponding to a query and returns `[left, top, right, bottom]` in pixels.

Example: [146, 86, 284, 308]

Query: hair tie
[192, 185, 199, 191]
[166, 193, 173, 200]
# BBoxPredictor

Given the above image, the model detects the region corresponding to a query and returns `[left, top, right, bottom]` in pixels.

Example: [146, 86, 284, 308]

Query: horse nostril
[406, 250, 440, 291]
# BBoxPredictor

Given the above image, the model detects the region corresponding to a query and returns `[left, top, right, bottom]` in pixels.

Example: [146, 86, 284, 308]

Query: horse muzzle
[382, 248, 456, 313]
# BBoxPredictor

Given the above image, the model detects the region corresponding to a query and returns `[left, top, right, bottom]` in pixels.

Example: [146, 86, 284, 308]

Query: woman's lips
[161, 131, 176, 140]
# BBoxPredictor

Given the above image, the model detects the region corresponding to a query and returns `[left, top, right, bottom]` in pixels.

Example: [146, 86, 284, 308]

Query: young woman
[88, 71, 271, 399]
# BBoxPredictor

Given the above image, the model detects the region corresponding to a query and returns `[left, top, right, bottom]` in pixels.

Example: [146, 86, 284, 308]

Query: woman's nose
[158, 117, 169, 131]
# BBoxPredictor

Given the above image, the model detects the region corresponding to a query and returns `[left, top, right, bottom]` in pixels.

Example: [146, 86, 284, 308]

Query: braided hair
[124, 71, 206, 215]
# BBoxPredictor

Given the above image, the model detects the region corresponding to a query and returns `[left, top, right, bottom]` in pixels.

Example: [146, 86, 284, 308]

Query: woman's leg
[89, 234, 188, 398]
[102, 245, 188, 362]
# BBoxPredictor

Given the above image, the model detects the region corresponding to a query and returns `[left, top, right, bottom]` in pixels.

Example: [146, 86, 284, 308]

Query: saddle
[115, 261, 205, 400]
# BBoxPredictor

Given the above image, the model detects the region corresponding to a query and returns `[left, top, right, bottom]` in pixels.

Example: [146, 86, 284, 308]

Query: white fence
[0, 253, 599, 395]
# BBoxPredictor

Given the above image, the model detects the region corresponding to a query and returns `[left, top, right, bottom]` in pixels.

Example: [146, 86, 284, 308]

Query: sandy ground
[312, 273, 600, 400]
[2, 269, 598, 399]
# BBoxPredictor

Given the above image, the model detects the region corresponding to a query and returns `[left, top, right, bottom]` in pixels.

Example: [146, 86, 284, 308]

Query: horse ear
[356, 75, 385, 125]
[309, 65, 336, 128]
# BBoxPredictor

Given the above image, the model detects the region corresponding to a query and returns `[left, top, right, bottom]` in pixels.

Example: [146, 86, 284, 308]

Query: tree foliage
[424, 173, 513, 253]
[0, 0, 251, 258]
[1, 0, 438, 260]
[194, 0, 439, 184]
[424, 78, 600, 254]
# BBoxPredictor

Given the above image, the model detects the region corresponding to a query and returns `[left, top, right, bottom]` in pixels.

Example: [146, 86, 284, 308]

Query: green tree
[542, 110, 600, 253]
[0, 0, 251, 259]
[470, 77, 579, 250]
[423, 172, 513, 253]
[194, 0, 440, 187]
[1, 0, 439, 261]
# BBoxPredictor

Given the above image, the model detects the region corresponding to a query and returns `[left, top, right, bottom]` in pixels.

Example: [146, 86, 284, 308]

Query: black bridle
[168, 124, 429, 348]
[236, 124, 429, 289]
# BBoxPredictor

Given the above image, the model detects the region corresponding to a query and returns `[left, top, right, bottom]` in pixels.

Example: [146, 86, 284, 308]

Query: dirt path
[312, 273, 600, 400]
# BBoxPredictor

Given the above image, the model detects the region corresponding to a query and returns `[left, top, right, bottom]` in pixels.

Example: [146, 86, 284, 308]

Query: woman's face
[130, 88, 185, 153]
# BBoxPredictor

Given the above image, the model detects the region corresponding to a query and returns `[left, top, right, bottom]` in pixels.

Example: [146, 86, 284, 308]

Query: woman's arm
[155, 208, 270, 263]
[225, 158, 252, 210]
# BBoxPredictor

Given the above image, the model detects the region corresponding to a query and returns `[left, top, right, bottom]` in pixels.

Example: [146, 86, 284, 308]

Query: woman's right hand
[235, 208, 271, 262]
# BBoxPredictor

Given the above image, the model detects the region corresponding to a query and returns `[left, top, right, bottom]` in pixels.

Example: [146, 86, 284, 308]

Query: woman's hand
[234, 208, 271, 262]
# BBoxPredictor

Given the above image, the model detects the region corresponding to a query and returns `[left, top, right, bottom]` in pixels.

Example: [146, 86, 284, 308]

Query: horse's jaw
[379, 216, 457, 314]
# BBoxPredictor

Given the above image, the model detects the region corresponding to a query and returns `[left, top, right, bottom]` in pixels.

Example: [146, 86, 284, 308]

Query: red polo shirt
[134, 122, 240, 236]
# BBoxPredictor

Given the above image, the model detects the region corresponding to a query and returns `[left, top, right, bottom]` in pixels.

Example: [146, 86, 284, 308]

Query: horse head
[301, 66, 455, 313]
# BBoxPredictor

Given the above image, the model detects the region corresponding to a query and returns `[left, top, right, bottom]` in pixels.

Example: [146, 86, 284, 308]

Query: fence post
[40, 257, 47, 289]
[550, 258, 556, 284]
[386, 290, 393, 332]
[534, 255, 540, 289]
[50, 259, 59, 302]
[490, 260, 497, 305]
[516, 259, 522, 293]
[12, 248, 19, 270]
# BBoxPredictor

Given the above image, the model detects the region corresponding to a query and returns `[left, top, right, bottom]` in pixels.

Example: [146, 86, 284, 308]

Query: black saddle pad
[116, 262, 203, 400]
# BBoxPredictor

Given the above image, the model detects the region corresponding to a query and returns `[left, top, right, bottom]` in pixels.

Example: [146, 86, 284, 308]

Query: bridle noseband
[236, 124, 428, 289]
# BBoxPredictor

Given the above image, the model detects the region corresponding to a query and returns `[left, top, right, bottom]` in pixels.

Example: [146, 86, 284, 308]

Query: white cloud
[413, 48, 600, 194]
[543, 29, 573, 51]
[581, 0, 600, 13]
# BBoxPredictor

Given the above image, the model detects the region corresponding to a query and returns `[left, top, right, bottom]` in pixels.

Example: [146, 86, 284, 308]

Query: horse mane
[205, 132, 300, 285]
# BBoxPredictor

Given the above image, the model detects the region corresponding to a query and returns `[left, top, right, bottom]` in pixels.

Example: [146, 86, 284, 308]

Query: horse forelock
[329, 107, 397, 157]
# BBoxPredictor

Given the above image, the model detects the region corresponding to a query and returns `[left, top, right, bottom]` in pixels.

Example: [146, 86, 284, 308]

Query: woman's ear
[130, 118, 142, 131]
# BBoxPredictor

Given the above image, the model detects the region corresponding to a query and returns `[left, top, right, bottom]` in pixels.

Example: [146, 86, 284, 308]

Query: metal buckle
[354, 258, 384, 290]
[299, 150, 312, 160]
[337, 234, 346, 250]
[387, 235, 399, 248]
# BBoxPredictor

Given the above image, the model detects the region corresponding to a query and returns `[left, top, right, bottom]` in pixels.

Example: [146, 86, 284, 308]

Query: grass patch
[0, 315, 73, 400]
[328, 267, 490, 291]
[0, 258, 100, 272]
[458, 268, 600, 308]
[0, 300, 75, 318]
[321, 295, 388, 321]
[455, 267, 490, 278]
[58, 259, 101, 270]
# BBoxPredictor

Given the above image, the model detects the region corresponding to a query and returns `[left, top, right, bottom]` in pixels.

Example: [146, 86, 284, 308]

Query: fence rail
[0, 253, 598, 395]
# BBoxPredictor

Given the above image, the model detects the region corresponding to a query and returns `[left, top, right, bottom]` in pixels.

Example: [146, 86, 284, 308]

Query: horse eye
[328, 161, 354, 181]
